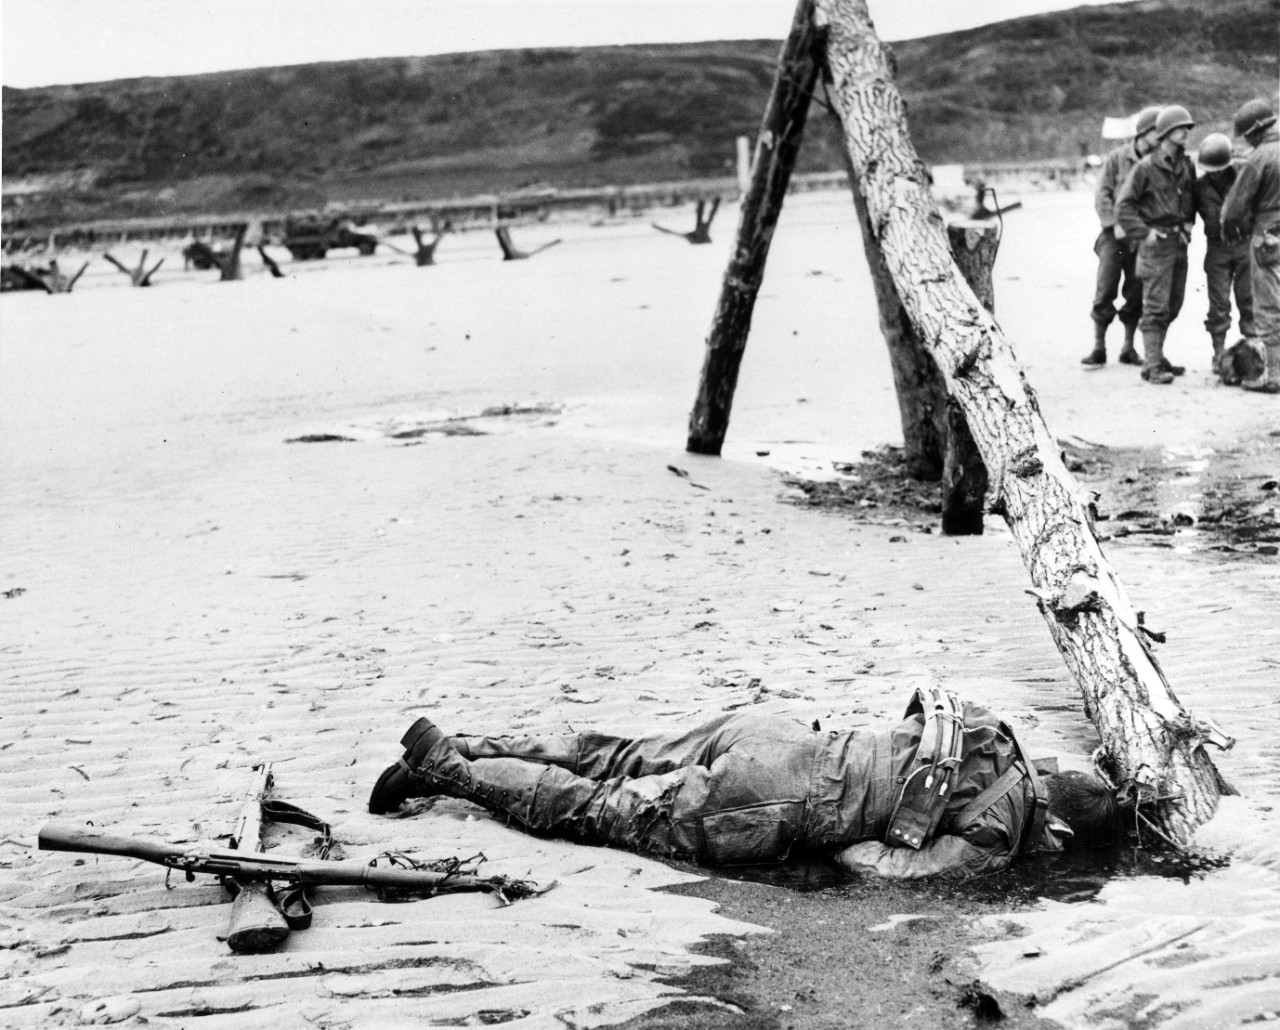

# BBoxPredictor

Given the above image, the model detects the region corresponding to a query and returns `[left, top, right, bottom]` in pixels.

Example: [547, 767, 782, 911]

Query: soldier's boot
[1081, 323, 1107, 368]
[1211, 334, 1227, 376]
[1141, 329, 1175, 384]
[1117, 323, 1142, 365]
[369, 716, 579, 831]
[1243, 341, 1280, 395]
[1159, 355, 1186, 376]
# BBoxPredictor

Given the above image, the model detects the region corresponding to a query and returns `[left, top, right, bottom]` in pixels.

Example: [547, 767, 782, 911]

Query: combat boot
[1080, 323, 1107, 368]
[1117, 323, 1142, 365]
[1243, 341, 1280, 394]
[1210, 333, 1227, 376]
[1141, 329, 1174, 384]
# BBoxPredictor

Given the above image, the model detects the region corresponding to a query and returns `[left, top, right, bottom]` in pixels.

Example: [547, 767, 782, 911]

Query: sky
[2, 0, 1143, 89]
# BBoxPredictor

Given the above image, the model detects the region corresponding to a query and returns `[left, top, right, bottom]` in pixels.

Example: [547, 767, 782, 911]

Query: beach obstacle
[0, 258, 89, 294]
[495, 226, 561, 261]
[257, 246, 285, 278]
[652, 197, 720, 244]
[382, 222, 452, 266]
[104, 249, 165, 287]
[686, 0, 1231, 845]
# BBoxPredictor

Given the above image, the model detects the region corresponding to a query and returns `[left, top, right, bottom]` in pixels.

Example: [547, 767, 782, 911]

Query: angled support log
[815, 0, 1231, 842]
[687, 0, 822, 455]
[257, 246, 284, 278]
[653, 197, 722, 244]
[495, 226, 560, 261]
[104, 249, 164, 287]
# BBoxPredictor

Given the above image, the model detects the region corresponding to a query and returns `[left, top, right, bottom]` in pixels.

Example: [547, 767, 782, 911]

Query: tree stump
[687, 0, 822, 455]
[816, 0, 1231, 842]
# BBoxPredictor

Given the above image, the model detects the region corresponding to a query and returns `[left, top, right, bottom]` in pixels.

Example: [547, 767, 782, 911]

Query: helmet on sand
[1155, 105, 1195, 140]
[1197, 133, 1233, 172]
[1134, 105, 1162, 137]
[1233, 97, 1277, 138]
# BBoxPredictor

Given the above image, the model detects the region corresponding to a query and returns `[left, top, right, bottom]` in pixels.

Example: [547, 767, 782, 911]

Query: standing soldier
[1117, 105, 1198, 385]
[1082, 105, 1162, 369]
[1222, 98, 1280, 394]
[1194, 133, 1255, 378]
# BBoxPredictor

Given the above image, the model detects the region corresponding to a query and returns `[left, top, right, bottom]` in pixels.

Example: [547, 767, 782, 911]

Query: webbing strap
[952, 764, 1024, 832]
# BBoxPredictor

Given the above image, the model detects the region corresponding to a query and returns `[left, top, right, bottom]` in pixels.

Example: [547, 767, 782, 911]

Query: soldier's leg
[1243, 230, 1280, 393]
[1235, 245, 1257, 339]
[1117, 245, 1144, 362]
[1137, 236, 1175, 384]
[1159, 243, 1189, 376]
[1085, 231, 1124, 365]
[1204, 243, 1233, 370]
[452, 712, 802, 780]
[382, 721, 813, 863]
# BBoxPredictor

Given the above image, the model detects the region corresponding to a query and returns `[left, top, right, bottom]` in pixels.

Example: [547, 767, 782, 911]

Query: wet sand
[2, 189, 1279, 1028]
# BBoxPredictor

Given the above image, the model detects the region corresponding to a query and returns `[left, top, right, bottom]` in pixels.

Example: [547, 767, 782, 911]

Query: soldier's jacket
[1196, 166, 1244, 242]
[1117, 147, 1197, 241]
[1096, 141, 1144, 229]
[824, 699, 1068, 879]
[1223, 128, 1280, 239]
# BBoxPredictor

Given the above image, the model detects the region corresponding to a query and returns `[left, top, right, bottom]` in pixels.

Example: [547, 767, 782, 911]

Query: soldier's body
[1222, 98, 1280, 394]
[1117, 105, 1198, 384]
[1194, 133, 1255, 378]
[1082, 106, 1162, 369]
[368, 692, 1119, 880]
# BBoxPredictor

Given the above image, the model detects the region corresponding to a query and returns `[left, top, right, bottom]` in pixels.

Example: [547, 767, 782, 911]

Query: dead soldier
[368, 690, 1119, 879]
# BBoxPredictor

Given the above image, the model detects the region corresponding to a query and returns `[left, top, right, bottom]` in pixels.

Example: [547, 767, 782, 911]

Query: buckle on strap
[886, 688, 965, 849]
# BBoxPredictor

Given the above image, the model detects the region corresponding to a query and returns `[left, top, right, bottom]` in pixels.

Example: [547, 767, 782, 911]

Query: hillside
[3, 0, 1277, 229]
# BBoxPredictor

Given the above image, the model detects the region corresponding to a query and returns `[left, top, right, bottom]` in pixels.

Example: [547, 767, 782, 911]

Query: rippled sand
[2, 190, 1278, 1027]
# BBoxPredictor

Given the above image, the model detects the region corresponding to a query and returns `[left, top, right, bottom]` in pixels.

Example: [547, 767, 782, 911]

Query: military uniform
[379, 693, 1068, 880]
[1196, 165, 1256, 353]
[1117, 144, 1197, 376]
[1222, 125, 1280, 389]
[1091, 141, 1146, 338]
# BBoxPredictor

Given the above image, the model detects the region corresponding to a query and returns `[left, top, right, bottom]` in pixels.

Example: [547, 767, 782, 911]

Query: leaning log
[815, 0, 1230, 842]
[687, 0, 821, 455]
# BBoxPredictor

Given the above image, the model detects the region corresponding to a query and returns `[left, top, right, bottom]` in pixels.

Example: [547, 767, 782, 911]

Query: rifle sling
[255, 799, 334, 929]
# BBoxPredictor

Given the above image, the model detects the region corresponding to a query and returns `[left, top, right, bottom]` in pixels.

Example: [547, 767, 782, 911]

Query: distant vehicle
[282, 217, 378, 261]
[182, 240, 224, 270]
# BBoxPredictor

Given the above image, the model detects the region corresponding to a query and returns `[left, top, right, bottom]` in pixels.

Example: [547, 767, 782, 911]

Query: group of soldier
[1085, 97, 1280, 393]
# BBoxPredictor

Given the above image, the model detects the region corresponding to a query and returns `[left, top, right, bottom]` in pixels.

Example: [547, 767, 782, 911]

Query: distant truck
[282, 217, 378, 261]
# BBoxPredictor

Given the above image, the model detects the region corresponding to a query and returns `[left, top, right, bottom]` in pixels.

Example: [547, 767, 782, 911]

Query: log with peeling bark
[687, 0, 822, 455]
[814, 0, 1232, 842]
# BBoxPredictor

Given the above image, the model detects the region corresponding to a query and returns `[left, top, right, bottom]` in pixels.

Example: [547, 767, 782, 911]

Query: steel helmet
[1155, 105, 1195, 139]
[1233, 97, 1277, 138]
[1134, 106, 1162, 137]
[1197, 133, 1233, 172]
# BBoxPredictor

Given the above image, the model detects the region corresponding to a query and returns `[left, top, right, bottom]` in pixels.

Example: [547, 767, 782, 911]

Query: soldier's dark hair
[1044, 771, 1119, 848]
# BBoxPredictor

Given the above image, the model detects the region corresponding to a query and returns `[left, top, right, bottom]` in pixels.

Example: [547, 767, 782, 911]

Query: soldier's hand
[1112, 224, 1126, 239]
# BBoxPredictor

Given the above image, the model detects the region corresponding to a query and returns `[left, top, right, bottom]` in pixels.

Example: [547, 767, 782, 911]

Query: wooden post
[218, 225, 247, 282]
[816, 0, 1231, 842]
[841, 139, 947, 480]
[686, 0, 821, 455]
[941, 221, 997, 535]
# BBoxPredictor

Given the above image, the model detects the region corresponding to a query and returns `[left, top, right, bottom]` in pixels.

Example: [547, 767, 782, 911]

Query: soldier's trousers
[1203, 238, 1255, 339]
[453, 714, 820, 864]
[1136, 232, 1188, 332]
[1250, 223, 1280, 350]
[1091, 229, 1142, 328]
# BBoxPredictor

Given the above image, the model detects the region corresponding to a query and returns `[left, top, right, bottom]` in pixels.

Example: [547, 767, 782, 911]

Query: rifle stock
[226, 763, 290, 954]
[38, 823, 546, 900]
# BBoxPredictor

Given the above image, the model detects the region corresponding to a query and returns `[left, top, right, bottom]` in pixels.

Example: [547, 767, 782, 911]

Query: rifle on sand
[39, 822, 550, 946]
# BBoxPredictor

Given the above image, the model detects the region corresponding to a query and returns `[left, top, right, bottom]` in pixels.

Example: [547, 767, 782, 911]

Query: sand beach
[3, 187, 1279, 1028]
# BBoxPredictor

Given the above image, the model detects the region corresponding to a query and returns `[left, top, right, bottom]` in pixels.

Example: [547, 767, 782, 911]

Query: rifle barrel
[39, 823, 520, 895]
